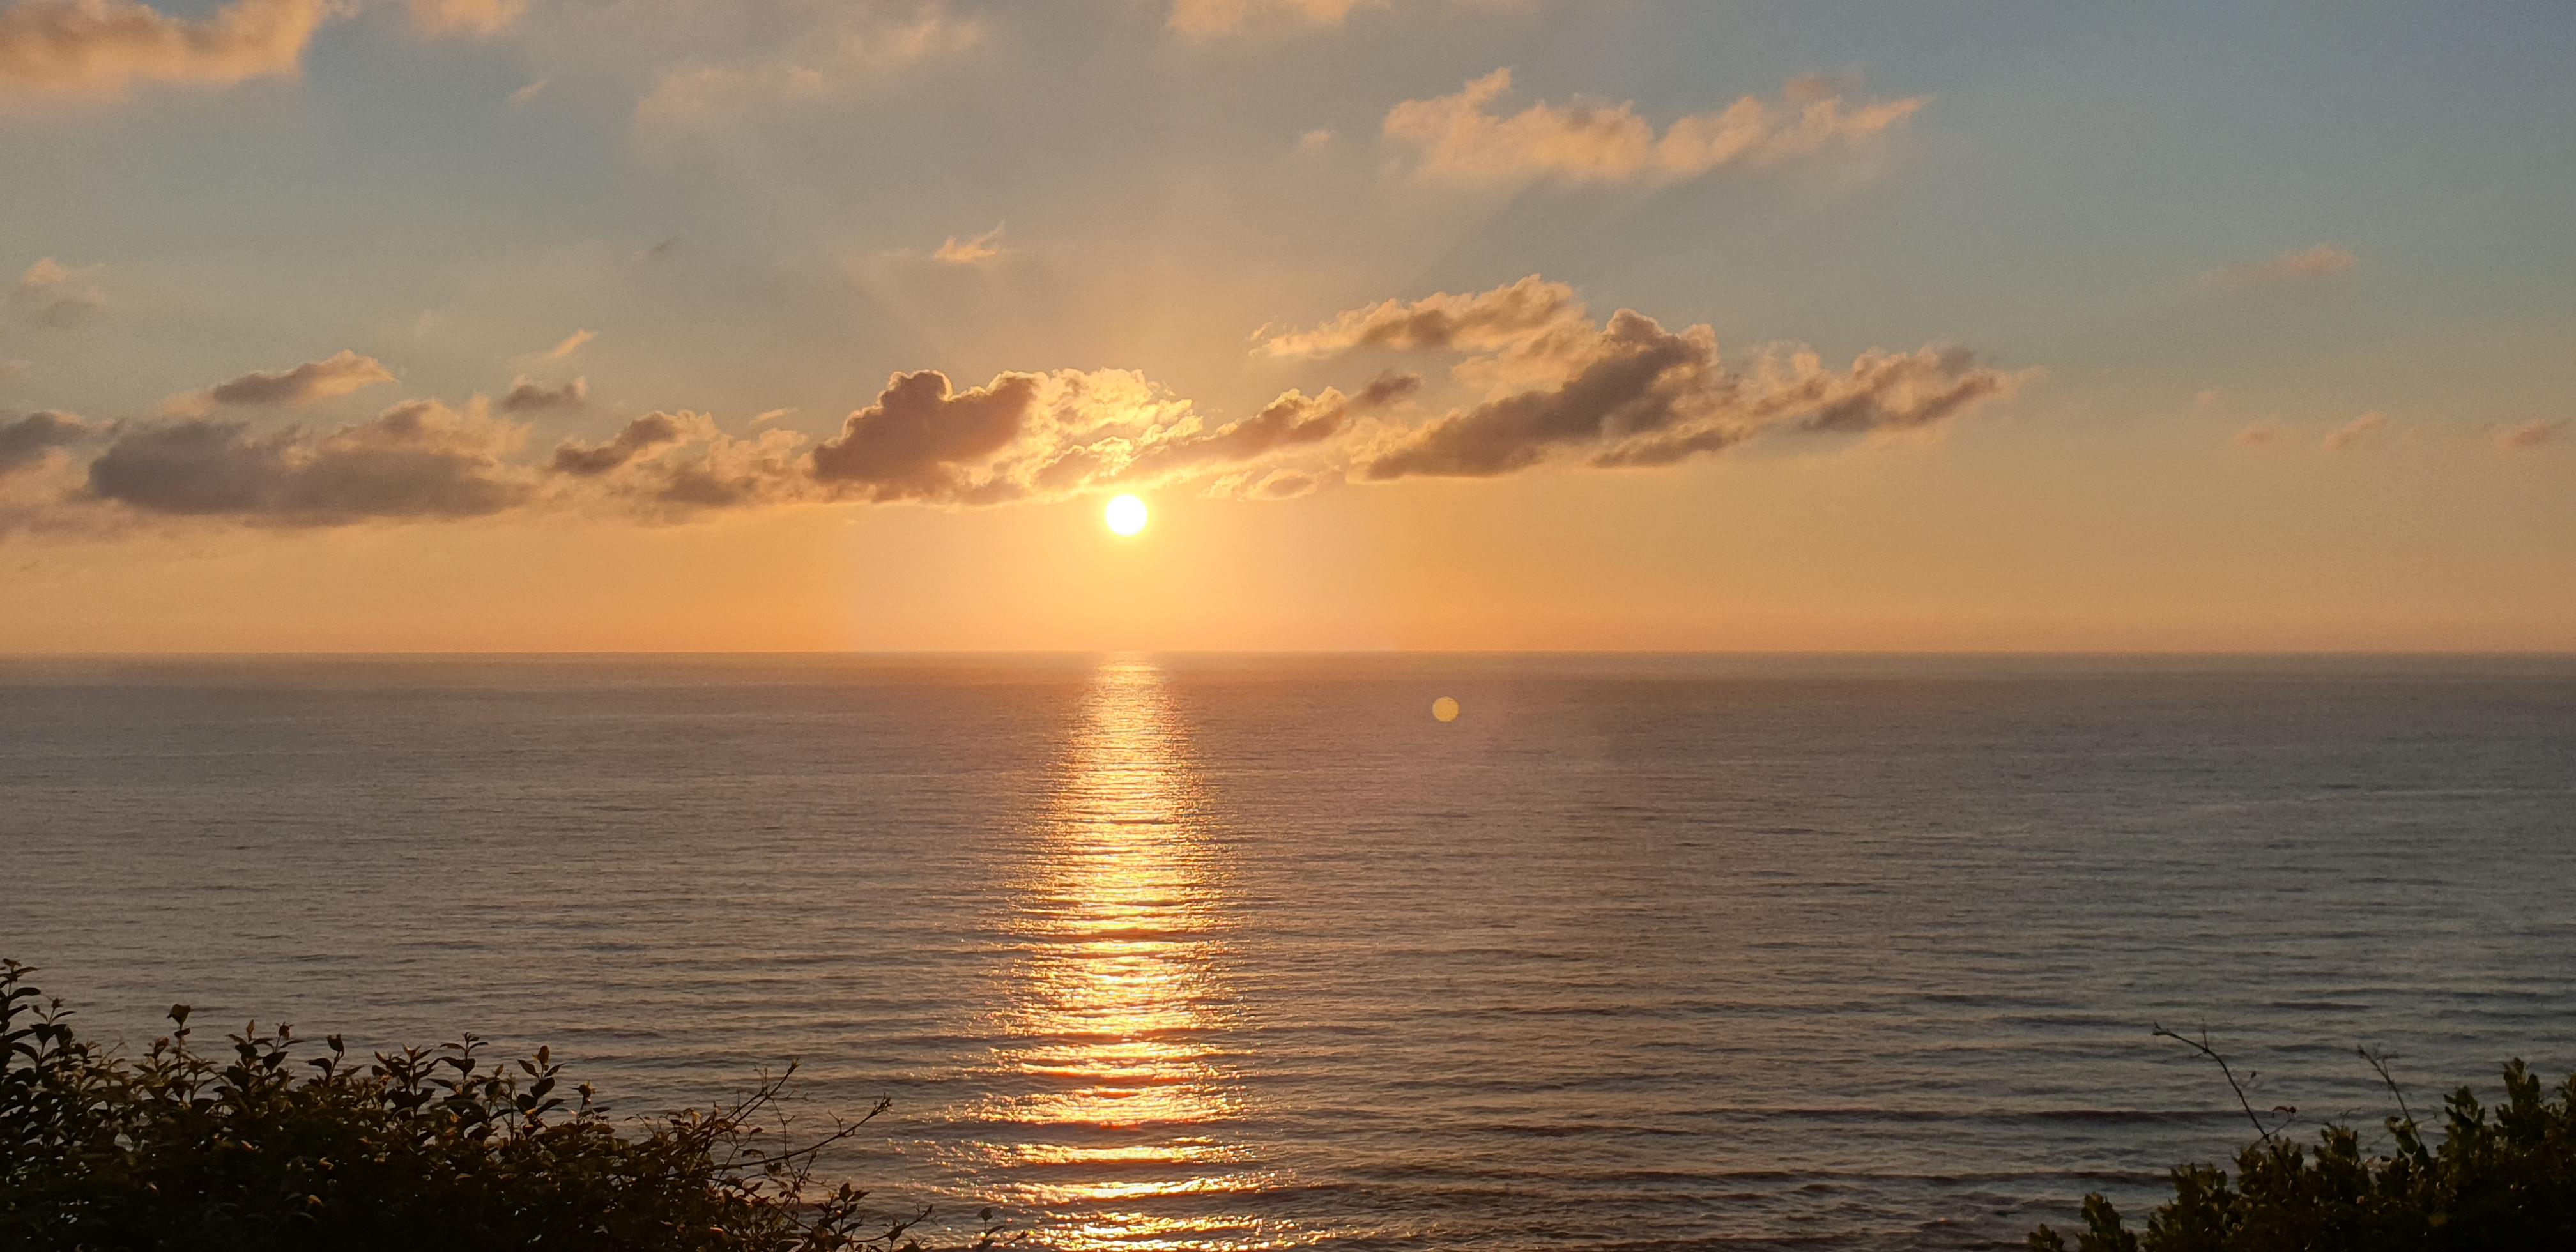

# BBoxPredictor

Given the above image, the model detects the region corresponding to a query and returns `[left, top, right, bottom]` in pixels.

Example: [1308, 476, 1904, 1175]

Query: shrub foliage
[2032, 1053, 2576, 1251]
[0, 960, 935, 1251]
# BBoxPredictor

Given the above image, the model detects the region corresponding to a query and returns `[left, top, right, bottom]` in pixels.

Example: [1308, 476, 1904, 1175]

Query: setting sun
[1104, 494, 1149, 537]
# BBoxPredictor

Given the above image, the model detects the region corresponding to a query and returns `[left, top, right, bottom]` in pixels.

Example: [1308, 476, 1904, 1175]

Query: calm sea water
[4, 655, 2573, 1249]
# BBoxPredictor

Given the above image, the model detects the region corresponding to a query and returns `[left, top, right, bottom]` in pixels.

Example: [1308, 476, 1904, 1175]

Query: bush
[0, 960, 954, 1251]
[2031, 1051, 2576, 1251]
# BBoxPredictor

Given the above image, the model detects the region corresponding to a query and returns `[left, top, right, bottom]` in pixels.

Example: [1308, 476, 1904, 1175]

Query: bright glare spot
[1432, 696, 1460, 722]
[1105, 494, 1149, 537]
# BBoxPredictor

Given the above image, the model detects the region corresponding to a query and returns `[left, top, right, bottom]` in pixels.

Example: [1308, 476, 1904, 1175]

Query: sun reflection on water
[966, 659, 1296, 1250]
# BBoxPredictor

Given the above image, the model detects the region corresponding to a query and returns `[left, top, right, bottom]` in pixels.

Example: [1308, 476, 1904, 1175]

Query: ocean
[4, 654, 2572, 1249]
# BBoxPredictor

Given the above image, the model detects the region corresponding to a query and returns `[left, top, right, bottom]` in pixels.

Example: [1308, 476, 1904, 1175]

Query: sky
[0, 0, 2570, 652]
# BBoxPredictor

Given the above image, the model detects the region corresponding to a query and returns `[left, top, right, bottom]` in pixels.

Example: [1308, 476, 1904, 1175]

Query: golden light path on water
[962, 659, 1300, 1250]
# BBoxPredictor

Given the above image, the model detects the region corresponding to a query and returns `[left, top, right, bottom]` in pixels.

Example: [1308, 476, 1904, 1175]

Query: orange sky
[2, 2, 2571, 652]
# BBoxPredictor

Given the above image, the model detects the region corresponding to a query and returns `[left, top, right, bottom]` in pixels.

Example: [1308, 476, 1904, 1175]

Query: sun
[1103, 494, 1149, 537]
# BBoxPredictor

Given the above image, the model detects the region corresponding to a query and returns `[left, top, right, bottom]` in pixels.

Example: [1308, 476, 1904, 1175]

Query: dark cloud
[500, 375, 589, 414]
[1363, 310, 1714, 478]
[548, 411, 691, 476]
[1352, 371, 1423, 407]
[1294, 281, 2031, 481]
[86, 401, 529, 525]
[0, 410, 91, 475]
[808, 370, 1041, 502]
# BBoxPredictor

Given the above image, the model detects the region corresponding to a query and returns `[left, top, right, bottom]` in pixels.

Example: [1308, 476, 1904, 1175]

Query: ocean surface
[4, 654, 2573, 1249]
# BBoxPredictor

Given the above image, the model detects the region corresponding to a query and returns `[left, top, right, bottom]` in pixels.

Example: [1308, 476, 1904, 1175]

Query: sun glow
[1103, 494, 1148, 537]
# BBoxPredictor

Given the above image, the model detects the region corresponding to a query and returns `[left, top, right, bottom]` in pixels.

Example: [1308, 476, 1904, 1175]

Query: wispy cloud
[508, 78, 548, 107]
[2198, 243, 2357, 291]
[933, 223, 1005, 265]
[2232, 422, 2280, 447]
[1383, 68, 1927, 186]
[13, 257, 105, 328]
[1168, 0, 1377, 38]
[408, 0, 522, 40]
[2320, 411, 2387, 451]
[636, 3, 983, 123]
[2496, 418, 2561, 450]
[539, 328, 593, 361]
[0, 0, 337, 106]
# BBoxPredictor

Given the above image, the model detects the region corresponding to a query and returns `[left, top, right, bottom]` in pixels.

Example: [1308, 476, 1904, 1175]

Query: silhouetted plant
[2031, 1033, 2576, 1251]
[0, 960, 988, 1251]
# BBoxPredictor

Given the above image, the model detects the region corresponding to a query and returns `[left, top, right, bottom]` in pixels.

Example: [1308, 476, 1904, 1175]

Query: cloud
[2320, 411, 2387, 451]
[2496, 418, 2561, 450]
[0, 409, 91, 476]
[86, 399, 532, 524]
[0, 0, 335, 105]
[1297, 126, 1333, 153]
[2199, 243, 2357, 291]
[1168, 0, 1376, 37]
[2232, 422, 2281, 447]
[809, 369, 1044, 503]
[22, 279, 2025, 529]
[538, 328, 592, 360]
[1260, 273, 1583, 357]
[1119, 374, 1414, 480]
[538, 409, 814, 515]
[636, 4, 983, 123]
[162, 349, 397, 415]
[547, 409, 694, 476]
[2195, 388, 2223, 408]
[14, 256, 105, 328]
[408, 0, 521, 39]
[507, 77, 546, 106]
[498, 374, 586, 413]
[933, 223, 1005, 265]
[1383, 68, 1927, 186]
[1263, 276, 2027, 480]
[0, 360, 25, 379]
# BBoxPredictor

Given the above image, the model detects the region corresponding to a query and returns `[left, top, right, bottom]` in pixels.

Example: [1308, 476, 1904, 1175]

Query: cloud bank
[86, 399, 530, 524]
[12, 277, 2036, 532]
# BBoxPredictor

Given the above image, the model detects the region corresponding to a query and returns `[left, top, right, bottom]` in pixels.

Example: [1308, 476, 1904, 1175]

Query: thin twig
[2154, 1023, 2291, 1143]
[2358, 1045, 2416, 1130]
